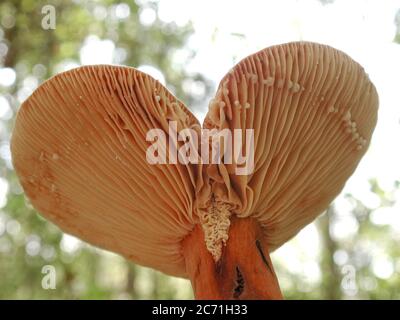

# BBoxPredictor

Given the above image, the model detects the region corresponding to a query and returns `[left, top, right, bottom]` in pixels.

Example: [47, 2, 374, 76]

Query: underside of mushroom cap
[11, 65, 200, 277]
[197, 41, 378, 256]
[11, 42, 379, 277]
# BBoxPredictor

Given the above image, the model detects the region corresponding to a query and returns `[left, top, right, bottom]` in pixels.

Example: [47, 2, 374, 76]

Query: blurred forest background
[0, 0, 399, 299]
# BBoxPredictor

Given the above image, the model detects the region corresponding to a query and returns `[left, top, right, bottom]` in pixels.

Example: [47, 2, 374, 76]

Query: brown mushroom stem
[182, 217, 283, 299]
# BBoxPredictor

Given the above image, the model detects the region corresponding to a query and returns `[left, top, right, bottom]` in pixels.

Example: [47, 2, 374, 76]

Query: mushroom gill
[11, 42, 378, 299]
[11, 65, 201, 277]
[197, 42, 378, 259]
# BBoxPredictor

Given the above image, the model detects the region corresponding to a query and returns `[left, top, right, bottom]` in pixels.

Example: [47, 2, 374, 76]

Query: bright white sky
[1, 0, 399, 291]
[160, 0, 400, 192]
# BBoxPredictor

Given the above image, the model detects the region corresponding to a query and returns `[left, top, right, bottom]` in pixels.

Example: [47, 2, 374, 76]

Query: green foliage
[274, 180, 400, 300]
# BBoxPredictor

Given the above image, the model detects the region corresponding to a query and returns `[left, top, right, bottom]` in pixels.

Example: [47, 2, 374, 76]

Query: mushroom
[11, 42, 378, 299]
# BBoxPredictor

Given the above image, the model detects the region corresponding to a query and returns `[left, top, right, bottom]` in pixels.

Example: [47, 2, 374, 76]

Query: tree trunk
[318, 207, 341, 299]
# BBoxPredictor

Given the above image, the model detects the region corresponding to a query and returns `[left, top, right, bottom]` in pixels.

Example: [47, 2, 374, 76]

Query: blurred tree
[316, 180, 400, 299]
[395, 8, 400, 43]
[0, 0, 210, 299]
[273, 179, 400, 300]
[317, 207, 341, 300]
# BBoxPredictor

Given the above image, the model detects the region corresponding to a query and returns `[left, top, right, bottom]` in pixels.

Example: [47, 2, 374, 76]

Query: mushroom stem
[182, 217, 283, 299]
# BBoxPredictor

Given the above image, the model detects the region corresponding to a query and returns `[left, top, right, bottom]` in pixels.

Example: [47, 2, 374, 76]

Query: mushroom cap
[11, 42, 378, 277]
[197, 41, 378, 252]
[11, 65, 200, 277]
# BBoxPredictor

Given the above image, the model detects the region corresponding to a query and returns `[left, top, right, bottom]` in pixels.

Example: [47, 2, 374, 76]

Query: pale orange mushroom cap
[11, 66, 200, 277]
[11, 42, 378, 278]
[197, 42, 378, 258]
